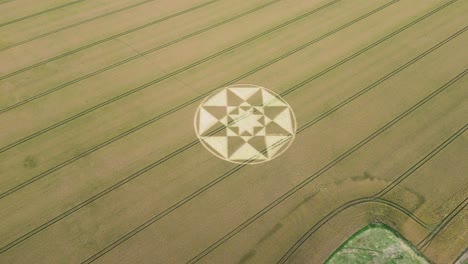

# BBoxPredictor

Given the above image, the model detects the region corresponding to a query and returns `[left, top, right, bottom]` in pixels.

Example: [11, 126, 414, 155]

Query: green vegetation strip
[325, 224, 429, 264]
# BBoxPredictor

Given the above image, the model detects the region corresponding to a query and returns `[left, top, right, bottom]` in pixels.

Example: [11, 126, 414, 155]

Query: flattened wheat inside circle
[194, 84, 296, 164]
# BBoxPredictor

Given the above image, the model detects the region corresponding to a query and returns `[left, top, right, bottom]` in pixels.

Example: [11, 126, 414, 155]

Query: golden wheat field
[0, 0, 466, 263]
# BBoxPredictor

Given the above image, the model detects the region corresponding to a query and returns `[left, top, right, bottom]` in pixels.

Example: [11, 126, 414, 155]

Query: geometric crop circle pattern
[194, 84, 296, 164]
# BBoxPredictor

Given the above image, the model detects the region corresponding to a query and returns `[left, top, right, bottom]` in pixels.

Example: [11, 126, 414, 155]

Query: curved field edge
[454, 248, 468, 264]
[324, 223, 430, 264]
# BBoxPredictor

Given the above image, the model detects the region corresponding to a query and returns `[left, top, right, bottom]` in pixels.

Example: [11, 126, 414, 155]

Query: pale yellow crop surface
[0, 0, 466, 263]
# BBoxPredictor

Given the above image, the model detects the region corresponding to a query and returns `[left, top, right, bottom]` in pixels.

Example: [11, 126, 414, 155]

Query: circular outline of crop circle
[194, 84, 297, 164]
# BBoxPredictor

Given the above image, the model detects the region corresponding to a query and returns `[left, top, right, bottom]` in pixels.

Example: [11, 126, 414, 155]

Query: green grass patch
[325, 223, 429, 264]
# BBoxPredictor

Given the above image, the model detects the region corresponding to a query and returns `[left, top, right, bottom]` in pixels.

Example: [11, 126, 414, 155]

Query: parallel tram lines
[0, 0, 224, 81]
[0, 0, 89, 28]
[186, 68, 467, 263]
[0, 0, 283, 113]
[0, 0, 178, 53]
[1, 0, 449, 201]
[0, 0, 389, 197]
[276, 125, 467, 263]
[1, 2, 401, 253]
[0, 0, 342, 150]
[87, 33, 468, 264]
[0, 1, 461, 256]
[417, 197, 468, 252]
[0, 1, 465, 262]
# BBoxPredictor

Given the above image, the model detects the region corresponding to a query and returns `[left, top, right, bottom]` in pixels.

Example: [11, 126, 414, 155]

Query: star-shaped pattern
[195, 85, 296, 164]
[229, 107, 263, 137]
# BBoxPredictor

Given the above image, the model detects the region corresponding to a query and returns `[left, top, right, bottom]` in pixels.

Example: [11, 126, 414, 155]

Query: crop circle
[194, 84, 297, 164]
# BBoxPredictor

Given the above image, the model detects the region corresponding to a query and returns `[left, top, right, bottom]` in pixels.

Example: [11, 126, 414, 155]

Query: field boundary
[417, 197, 467, 251]
[276, 123, 467, 263]
[323, 223, 432, 264]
